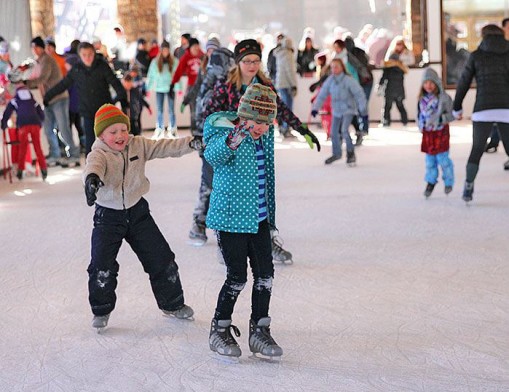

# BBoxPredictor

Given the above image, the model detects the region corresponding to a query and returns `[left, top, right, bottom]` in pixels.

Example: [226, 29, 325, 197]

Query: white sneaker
[167, 126, 178, 138]
[152, 128, 164, 140]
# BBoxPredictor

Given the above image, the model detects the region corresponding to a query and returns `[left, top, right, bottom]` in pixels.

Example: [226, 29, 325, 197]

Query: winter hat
[234, 39, 262, 63]
[421, 67, 443, 91]
[237, 83, 277, 124]
[206, 37, 220, 52]
[31, 36, 45, 49]
[94, 104, 130, 137]
[0, 41, 9, 55]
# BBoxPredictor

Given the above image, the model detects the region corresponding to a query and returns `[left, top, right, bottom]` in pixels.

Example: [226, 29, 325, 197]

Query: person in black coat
[44, 42, 127, 155]
[379, 53, 408, 126]
[453, 24, 509, 202]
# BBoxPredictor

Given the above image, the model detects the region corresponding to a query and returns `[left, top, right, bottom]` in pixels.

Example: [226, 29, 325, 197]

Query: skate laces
[253, 325, 277, 347]
[219, 324, 241, 345]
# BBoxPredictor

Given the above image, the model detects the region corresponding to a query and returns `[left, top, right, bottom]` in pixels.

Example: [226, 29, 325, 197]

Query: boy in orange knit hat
[83, 103, 202, 331]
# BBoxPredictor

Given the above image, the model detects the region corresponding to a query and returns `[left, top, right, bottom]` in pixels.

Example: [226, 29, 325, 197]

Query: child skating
[83, 104, 202, 331]
[417, 68, 455, 197]
[204, 84, 283, 361]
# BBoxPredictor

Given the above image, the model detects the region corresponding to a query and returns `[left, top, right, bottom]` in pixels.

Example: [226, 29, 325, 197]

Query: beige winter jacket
[83, 135, 194, 210]
[26, 52, 68, 104]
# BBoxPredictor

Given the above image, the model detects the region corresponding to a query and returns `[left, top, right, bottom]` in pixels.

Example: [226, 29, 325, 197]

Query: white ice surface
[1, 123, 508, 392]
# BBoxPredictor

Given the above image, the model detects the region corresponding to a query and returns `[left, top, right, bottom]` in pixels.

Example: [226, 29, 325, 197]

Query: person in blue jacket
[204, 83, 283, 361]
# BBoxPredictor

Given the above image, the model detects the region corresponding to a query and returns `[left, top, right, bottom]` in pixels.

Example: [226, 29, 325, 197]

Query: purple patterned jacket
[201, 79, 304, 133]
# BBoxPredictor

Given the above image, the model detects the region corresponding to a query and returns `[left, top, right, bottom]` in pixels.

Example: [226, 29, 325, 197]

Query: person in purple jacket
[1, 73, 47, 180]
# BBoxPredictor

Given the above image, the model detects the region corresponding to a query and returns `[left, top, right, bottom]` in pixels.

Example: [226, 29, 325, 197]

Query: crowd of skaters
[1, 17, 509, 361]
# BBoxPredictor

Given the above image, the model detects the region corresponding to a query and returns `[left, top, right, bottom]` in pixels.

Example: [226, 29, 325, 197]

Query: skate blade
[211, 352, 241, 364]
[274, 258, 294, 265]
[187, 239, 206, 247]
[249, 352, 282, 363]
[162, 312, 195, 321]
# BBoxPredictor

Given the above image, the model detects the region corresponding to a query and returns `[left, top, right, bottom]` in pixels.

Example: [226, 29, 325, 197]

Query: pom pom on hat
[237, 83, 277, 124]
[234, 39, 262, 63]
[94, 104, 130, 137]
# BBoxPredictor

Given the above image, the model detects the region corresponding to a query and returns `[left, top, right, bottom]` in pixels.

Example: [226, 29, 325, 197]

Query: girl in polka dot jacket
[204, 83, 283, 361]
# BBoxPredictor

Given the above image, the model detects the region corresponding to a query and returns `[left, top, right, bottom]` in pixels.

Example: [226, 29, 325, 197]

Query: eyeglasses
[240, 60, 261, 66]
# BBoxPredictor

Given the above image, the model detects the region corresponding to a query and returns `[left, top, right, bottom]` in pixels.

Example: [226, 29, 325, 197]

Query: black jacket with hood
[453, 34, 509, 113]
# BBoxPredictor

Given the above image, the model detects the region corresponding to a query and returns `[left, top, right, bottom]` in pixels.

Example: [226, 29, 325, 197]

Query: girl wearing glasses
[201, 38, 321, 264]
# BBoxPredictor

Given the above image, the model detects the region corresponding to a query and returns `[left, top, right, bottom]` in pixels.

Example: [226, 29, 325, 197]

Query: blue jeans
[278, 88, 293, 132]
[331, 114, 354, 157]
[43, 98, 79, 159]
[156, 92, 176, 129]
[425, 151, 454, 187]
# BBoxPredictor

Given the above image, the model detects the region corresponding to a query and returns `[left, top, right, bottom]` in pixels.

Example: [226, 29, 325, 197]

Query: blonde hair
[330, 57, 350, 76]
[226, 65, 271, 91]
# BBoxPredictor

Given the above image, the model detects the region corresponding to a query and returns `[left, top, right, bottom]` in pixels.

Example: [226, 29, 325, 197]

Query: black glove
[297, 125, 321, 152]
[169, 84, 175, 100]
[43, 98, 49, 107]
[189, 135, 204, 151]
[85, 174, 104, 206]
[311, 110, 318, 118]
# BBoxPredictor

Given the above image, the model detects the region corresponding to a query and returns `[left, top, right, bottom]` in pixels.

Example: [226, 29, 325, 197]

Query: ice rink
[1, 122, 508, 392]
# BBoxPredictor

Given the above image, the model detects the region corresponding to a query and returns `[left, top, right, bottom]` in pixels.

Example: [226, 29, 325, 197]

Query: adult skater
[453, 24, 509, 202]
[83, 104, 202, 330]
[201, 39, 321, 263]
[205, 84, 282, 361]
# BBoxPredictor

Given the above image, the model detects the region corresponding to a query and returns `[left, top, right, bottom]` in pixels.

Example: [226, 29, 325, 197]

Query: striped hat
[237, 84, 277, 124]
[94, 104, 130, 137]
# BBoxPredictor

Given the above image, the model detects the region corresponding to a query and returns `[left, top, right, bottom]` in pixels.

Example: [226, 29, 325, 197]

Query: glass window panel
[443, 0, 508, 86]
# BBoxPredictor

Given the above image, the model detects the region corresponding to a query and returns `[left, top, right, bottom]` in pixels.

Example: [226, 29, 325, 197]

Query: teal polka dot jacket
[204, 111, 276, 233]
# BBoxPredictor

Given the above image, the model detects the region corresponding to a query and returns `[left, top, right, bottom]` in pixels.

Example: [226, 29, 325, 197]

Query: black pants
[88, 198, 185, 316]
[466, 121, 509, 182]
[215, 220, 274, 323]
[383, 96, 408, 124]
[82, 115, 95, 156]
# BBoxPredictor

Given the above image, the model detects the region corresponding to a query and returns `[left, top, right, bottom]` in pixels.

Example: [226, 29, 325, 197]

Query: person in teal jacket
[204, 83, 283, 362]
[146, 40, 179, 139]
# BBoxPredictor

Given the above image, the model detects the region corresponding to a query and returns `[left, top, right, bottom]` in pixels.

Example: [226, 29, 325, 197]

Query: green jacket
[204, 112, 276, 233]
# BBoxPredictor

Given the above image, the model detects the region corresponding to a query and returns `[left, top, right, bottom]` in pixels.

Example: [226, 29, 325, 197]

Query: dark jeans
[215, 219, 274, 323]
[88, 198, 185, 316]
[383, 96, 408, 125]
[82, 115, 95, 156]
[192, 155, 213, 225]
[69, 111, 84, 146]
[467, 121, 509, 182]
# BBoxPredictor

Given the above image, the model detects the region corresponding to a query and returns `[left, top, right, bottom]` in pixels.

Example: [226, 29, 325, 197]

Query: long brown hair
[157, 48, 174, 73]
[226, 65, 271, 91]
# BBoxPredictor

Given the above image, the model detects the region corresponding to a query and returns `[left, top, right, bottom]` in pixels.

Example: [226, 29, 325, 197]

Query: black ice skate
[209, 319, 242, 362]
[346, 150, 356, 167]
[188, 220, 207, 246]
[162, 304, 194, 320]
[92, 313, 110, 333]
[462, 181, 474, 203]
[444, 185, 453, 195]
[249, 317, 283, 362]
[271, 235, 293, 264]
[424, 183, 435, 198]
